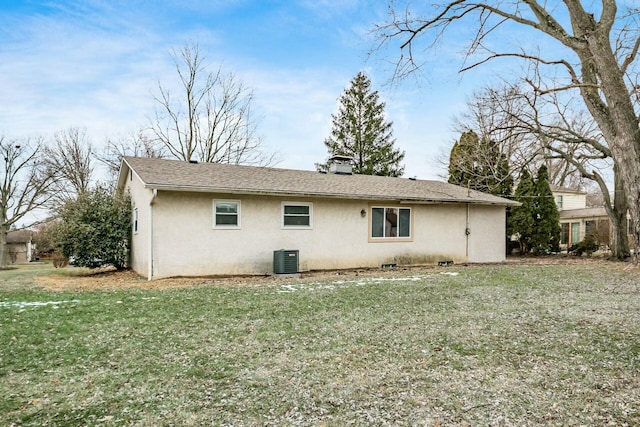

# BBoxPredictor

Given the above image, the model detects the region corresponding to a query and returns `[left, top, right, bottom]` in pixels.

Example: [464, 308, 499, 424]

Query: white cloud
[0, 0, 465, 181]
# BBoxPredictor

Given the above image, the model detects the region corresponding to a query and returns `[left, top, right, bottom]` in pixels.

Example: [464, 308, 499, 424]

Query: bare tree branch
[0, 137, 58, 268]
[150, 43, 275, 166]
[375, 0, 640, 260]
[96, 130, 166, 181]
[42, 127, 94, 208]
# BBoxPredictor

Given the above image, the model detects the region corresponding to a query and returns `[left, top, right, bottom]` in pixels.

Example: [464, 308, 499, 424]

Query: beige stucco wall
[123, 165, 154, 277]
[134, 188, 507, 278]
[467, 204, 507, 263]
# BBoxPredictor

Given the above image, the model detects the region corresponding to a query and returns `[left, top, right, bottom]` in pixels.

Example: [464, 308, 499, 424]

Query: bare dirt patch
[35, 255, 630, 292]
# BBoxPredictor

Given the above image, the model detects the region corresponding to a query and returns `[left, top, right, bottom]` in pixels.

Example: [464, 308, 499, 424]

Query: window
[214, 200, 241, 228]
[133, 208, 138, 234]
[570, 222, 581, 245]
[282, 202, 312, 228]
[555, 195, 563, 209]
[371, 207, 411, 239]
[560, 223, 569, 245]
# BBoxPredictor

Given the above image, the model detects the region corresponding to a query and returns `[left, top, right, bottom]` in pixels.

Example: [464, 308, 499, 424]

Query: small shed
[6, 230, 34, 264]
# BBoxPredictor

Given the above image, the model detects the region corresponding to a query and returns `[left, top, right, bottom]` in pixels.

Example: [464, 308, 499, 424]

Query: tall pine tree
[323, 72, 405, 176]
[448, 130, 478, 188]
[531, 165, 561, 253]
[510, 166, 561, 254]
[510, 169, 536, 254]
[448, 130, 512, 197]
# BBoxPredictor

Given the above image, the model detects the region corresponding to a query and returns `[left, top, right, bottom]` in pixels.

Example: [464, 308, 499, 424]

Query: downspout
[148, 189, 158, 281]
[465, 203, 471, 260]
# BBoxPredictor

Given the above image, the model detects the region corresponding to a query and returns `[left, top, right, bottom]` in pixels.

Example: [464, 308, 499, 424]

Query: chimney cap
[329, 155, 353, 163]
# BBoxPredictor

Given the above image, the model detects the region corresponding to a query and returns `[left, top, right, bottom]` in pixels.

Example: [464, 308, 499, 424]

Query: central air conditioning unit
[273, 249, 299, 274]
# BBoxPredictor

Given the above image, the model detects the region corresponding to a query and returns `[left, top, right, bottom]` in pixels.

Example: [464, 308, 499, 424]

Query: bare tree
[0, 137, 57, 268]
[150, 44, 274, 166]
[377, 1, 640, 259]
[96, 130, 166, 181]
[42, 127, 94, 207]
[451, 85, 542, 177]
[487, 82, 629, 258]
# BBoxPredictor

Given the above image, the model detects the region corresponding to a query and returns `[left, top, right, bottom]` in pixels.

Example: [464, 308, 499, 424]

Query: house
[552, 186, 630, 250]
[6, 230, 34, 264]
[118, 157, 519, 279]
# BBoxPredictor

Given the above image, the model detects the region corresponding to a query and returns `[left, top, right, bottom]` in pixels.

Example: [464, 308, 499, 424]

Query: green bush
[569, 233, 599, 256]
[55, 186, 131, 269]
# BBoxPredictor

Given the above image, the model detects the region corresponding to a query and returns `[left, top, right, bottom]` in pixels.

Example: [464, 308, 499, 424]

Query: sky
[0, 0, 510, 181]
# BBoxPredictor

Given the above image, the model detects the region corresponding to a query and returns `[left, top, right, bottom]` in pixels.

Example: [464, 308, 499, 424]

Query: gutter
[142, 183, 518, 207]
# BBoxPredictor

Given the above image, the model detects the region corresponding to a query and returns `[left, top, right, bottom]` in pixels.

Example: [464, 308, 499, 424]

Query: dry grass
[1, 260, 639, 426]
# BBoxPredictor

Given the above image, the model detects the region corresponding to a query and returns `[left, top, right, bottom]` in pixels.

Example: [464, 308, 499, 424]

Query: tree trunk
[0, 224, 7, 269]
[609, 167, 630, 260]
[577, 28, 640, 262]
[620, 168, 640, 262]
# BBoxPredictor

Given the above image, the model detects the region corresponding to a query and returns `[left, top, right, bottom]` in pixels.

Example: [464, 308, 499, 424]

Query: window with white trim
[555, 195, 563, 209]
[371, 206, 411, 239]
[213, 200, 241, 228]
[282, 202, 312, 228]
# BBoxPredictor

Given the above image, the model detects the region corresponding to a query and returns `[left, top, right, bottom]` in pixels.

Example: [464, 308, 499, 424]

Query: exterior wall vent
[273, 249, 299, 274]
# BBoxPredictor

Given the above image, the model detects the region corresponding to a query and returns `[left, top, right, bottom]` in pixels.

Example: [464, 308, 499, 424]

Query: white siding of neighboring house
[554, 191, 587, 211]
[138, 190, 508, 279]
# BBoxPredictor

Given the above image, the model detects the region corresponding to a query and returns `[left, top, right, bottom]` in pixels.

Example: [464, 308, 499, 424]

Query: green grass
[1, 263, 639, 425]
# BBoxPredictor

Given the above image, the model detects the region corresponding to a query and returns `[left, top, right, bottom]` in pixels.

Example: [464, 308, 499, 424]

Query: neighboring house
[118, 157, 519, 280]
[551, 186, 587, 212]
[6, 230, 34, 264]
[552, 186, 629, 250]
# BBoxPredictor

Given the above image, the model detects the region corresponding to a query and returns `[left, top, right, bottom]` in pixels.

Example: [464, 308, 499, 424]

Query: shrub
[55, 186, 131, 269]
[569, 233, 599, 256]
[52, 251, 69, 268]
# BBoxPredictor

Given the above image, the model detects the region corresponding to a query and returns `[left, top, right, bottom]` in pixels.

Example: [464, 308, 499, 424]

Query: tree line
[374, 0, 639, 260]
[8, 0, 640, 268]
[0, 43, 276, 269]
[2, 47, 408, 270]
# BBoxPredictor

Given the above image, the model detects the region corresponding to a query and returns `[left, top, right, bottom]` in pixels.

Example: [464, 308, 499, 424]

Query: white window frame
[556, 195, 563, 209]
[213, 200, 241, 229]
[369, 206, 412, 241]
[133, 208, 139, 234]
[281, 202, 313, 229]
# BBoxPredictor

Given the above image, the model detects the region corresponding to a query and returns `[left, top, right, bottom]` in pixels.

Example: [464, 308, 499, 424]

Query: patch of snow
[440, 272, 459, 276]
[277, 275, 433, 293]
[0, 300, 80, 309]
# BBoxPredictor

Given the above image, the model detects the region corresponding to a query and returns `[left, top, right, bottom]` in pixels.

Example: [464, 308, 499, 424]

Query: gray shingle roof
[121, 157, 519, 206]
[7, 230, 32, 243]
[559, 207, 608, 219]
[550, 185, 587, 195]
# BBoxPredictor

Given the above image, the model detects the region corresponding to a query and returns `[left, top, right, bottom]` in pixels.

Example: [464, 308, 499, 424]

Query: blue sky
[0, 0, 505, 180]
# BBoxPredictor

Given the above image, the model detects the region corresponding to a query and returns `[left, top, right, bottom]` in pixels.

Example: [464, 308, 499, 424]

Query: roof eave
[145, 183, 516, 206]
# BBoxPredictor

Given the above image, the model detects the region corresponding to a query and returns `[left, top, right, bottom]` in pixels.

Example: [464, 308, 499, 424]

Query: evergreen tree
[54, 186, 131, 269]
[531, 165, 561, 253]
[510, 169, 536, 254]
[448, 130, 478, 188]
[448, 130, 513, 197]
[323, 72, 405, 176]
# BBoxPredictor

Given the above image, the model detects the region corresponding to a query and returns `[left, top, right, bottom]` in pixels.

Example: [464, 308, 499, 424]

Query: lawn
[1, 262, 639, 426]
